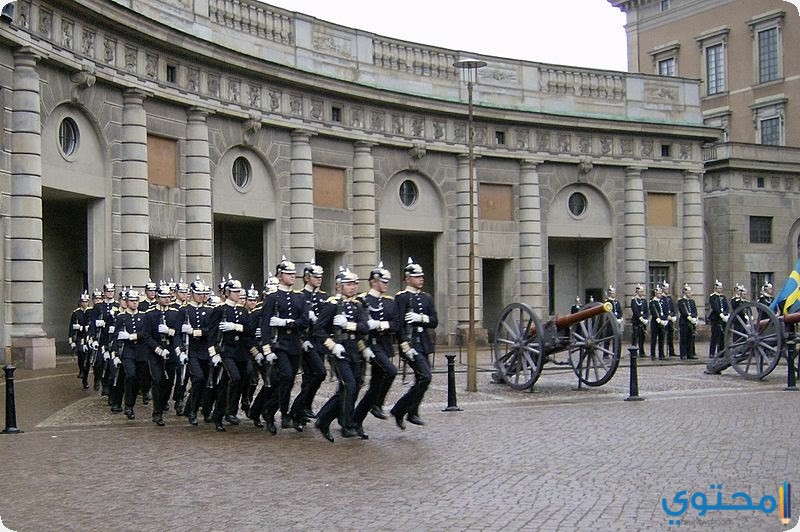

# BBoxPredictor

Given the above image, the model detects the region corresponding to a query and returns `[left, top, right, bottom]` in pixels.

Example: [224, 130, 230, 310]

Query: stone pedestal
[11, 336, 56, 369]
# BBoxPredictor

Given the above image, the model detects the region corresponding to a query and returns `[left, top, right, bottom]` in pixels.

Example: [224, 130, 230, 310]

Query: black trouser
[291, 346, 326, 418]
[148, 355, 168, 416]
[665, 321, 676, 356]
[709, 321, 724, 357]
[353, 345, 397, 426]
[250, 362, 278, 421]
[316, 353, 360, 431]
[650, 323, 664, 359]
[123, 358, 150, 409]
[171, 359, 189, 406]
[187, 356, 213, 417]
[679, 322, 695, 358]
[265, 349, 301, 419]
[631, 324, 646, 357]
[211, 356, 248, 420]
[108, 363, 125, 408]
[391, 352, 431, 419]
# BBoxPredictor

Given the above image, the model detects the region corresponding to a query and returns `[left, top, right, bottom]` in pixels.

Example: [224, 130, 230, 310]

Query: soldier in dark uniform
[206, 278, 251, 432]
[570, 297, 582, 314]
[248, 274, 279, 429]
[630, 284, 649, 358]
[313, 267, 368, 442]
[138, 279, 158, 312]
[94, 281, 121, 397]
[142, 284, 181, 426]
[241, 284, 262, 418]
[259, 257, 309, 433]
[390, 258, 438, 429]
[661, 282, 677, 357]
[177, 278, 213, 426]
[170, 280, 190, 415]
[708, 279, 730, 358]
[604, 285, 623, 355]
[352, 262, 401, 438]
[115, 289, 151, 420]
[85, 288, 107, 392]
[106, 287, 128, 413]
[677, 284, 698, 359]
[649, 286, 668, 360]
[289, 261, 328, 423]
[759, 282, 774, 307]
[68, 291, 92, 388]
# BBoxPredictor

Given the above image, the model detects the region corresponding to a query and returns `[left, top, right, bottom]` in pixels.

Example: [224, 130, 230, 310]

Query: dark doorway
[214, 216, 265, 289]
[380, 230, 436, 296]
[482, 259, 509, 344]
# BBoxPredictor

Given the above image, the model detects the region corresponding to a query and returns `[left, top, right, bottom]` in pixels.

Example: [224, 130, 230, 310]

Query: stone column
[185, 107, 213, 283]
[519, 159, 545, 312]
[352, 141, 377, 275]
[289, 129, 315, 264]
[624, 166, 648, 299]
[9, 47, 54, 368]
[120, 89, 150, 288]
[682, 169, 705, 304]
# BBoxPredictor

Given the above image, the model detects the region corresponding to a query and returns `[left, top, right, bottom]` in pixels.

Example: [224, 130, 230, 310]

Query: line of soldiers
[67, 257, 438, 442]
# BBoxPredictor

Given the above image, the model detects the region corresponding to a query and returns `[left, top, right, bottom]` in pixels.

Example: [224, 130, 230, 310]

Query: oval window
[232, 156, 251, 189]
[568, 192, 587, 217]
[399, 179, 418, 207]
[59, 117, 79, 157]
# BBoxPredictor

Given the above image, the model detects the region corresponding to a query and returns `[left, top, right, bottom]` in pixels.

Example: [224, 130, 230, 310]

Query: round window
[58, 117, 79, 157]
[399, 179, 418, 207]
[568, 192, 587, 217]
[232, 156, 251, 189]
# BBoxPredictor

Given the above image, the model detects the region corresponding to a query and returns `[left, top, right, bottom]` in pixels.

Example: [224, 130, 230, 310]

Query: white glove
[72, 323, 81, 330]
[270, 316, 293, 327]
[670, 316, 677, 323]
[616, 318, 624, 326]
[302, 340, 314, 352]
[103, 351, 111, 361]
[219, 321, 236, 332]
[158, 323, 170, 334]
[117, 330, 130, 341]
[721, 314, 729, 323]
[333, 314, 348, 328]
[639, 317, 648, 325]
[108, 325, 115, 334]
[367, 319, 380, 330]
[81, 344, 89, 353]
[91, 341, 99, 350]
[690, 317, 698, 325]
[181, 323, 193, 334]
[112, 356, 121, 367]
[210, 354, 222, 366]
[331, 343, 346, 359]
[254, 353, 264, 365]
[405, 312, 423, 323]
[179, 352, 188, 364]
[69, 341, 76, 350]
[266, 352, 277, 363]
[308, 310, 318, 323]
[95, 319, 105, 328]
[155, 347, 167, 359]
[405, 347, 419, 360]
[362, 347, 375, 361]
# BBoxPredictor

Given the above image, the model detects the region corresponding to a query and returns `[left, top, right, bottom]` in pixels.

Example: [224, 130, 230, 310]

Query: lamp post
[454, 58, 487, 393]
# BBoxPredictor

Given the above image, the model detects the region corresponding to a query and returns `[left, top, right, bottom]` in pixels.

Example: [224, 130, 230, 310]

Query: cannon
[493, 301, 622, 390]
[706, 301, 798, 379]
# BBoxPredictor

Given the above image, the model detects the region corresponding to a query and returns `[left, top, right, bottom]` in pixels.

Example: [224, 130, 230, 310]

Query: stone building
[0, 0, 716, 367]
[611, 0, 800, 300]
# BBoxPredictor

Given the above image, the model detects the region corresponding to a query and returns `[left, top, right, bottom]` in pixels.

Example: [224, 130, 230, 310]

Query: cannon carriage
[492, 301, 623, 390]
[706, 301, 799, 379]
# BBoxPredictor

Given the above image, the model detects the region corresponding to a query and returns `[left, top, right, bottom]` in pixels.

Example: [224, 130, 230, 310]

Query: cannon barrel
[554, 302, 613, 329]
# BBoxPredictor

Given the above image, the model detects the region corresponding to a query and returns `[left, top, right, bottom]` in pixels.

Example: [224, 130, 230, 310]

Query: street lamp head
[453, 58, 488, 85]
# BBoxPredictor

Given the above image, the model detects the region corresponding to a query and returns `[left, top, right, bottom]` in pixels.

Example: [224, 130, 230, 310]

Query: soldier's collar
[278, 284, 292, 292]
[189, 301, 201, 307]
[126, 308, 138, 314]
[303, 284, 317, 293]
[404, 286, 421, 294]
[368, 288, 382, 298]
[224, 299, 237, 307]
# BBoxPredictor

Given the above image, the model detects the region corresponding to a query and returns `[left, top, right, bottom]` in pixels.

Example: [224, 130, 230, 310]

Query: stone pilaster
[352, 141, 377, 275]
[455, 154, 471, 326]
[519, 159, 545, 311]
[682, 169, 705, 304]
[120, 89, 150, 288]
[624, 166, 648, 299]
[289, 129, 315, 264]
[185, 107, 213, 283]
[9, 47, 54, 368]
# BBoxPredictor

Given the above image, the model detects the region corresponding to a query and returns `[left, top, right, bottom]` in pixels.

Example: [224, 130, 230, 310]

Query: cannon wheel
[567, 304, 622, 386]
[724, 301, 783, 380]
[493, 303, 546, 390]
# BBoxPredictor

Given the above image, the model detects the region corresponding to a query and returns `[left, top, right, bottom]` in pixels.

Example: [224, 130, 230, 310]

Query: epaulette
[317, 290, 328, 295]
[292, 289, 304, 294]
[72, 307, 81, 313]
[357, 291, 368, 298]
[382, 295, 395, 300]
[325, 295, 340, 303]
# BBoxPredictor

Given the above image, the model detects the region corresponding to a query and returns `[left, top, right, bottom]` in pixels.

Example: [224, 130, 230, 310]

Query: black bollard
[786, 331, 798, 391]
[625, 347, 644, 402]
[2, 365, 22, 434]
[442, 353, 462, 412]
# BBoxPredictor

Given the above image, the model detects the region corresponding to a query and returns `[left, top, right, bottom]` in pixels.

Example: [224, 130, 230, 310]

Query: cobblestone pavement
[0, 345, 798, 532]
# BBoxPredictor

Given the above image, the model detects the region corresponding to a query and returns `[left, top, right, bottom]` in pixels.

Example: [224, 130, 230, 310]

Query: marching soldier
[352, 262, 400, 438]
[177, 278, 213, 426]
[142, 284, 181, 426]
[170, 280, 190, 415]
[649, 286, 668, 360]
[241, 284, 262, 418]
[68, 291, 92, 388]
[85, 289, 106, 392]
[390, 258, 438, 429]
[708, 280, 730, 358]
[313, 267, 368, 442]
[138, 279, 158, 312]
[259, 257, 309, 433]
[106, 286, 128, 413]
[661, 282, 677, 357]
[630, 284, 649, 358]
[248, 276, 280, 429]
[115, 289, 151, 420]
[677, 284, 698, 359]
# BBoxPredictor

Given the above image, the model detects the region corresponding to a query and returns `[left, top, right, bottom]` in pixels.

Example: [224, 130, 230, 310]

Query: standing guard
[661, 282, 677, 357]
[390, 258, 438, 429]
[759, 283, 774, 307]
[178, 278, 213, 426]
[604, 285, 623, 354]
[143, 284, 181, 426]
[649, 286, 668, 360]
[68, 291, 92, 388]
[313, 267, 368, 442]
[708, 280, 730, 358]
[677, 284, 698, 359]
[630, 284, 649, 358]
[115, 290, 150, 420]
[352, 262, 400, 439]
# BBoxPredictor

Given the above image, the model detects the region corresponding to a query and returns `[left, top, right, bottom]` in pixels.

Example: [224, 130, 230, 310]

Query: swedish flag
[771, 259, 800, 315]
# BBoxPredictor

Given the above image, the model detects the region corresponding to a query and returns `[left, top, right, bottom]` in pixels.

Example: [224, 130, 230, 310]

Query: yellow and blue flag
[771, 259, 800, 315]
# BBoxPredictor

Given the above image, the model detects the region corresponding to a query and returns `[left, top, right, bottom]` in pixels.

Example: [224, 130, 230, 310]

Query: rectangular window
[648, 265, 670, 295]
[646, 193, 676, 227]
[758, 28, 779, 83]
[313, 165, 346, 209]
[760, 117, 780, 145]
[749, 216, 772, 244]
[331, 106, 342, 122]
[757, 177, 765, 188]
[706, 44, 725, 95]
[658, 58, 675, 77]
[495, 131, 506, 145]
[479, 183, 514, 221]
[660, 144, 671, 157]
[166, 65, 176, 84]
[147, 135, 178, 187]
[660, 0, 670, 11]
[750, 272, 773, 301]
